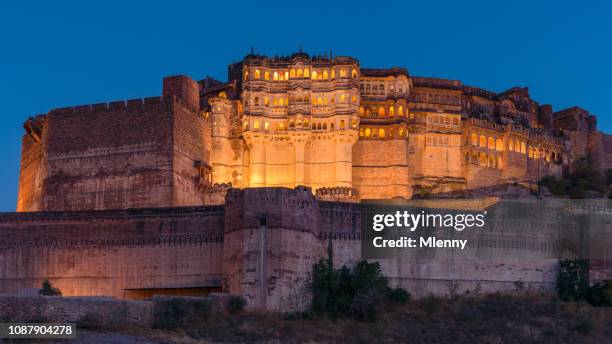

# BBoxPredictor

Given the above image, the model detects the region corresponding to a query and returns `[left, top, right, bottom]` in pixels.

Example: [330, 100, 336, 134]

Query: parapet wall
[0, 206, 225, 299]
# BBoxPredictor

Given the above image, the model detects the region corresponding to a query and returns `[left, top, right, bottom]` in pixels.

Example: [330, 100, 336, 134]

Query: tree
[39, 279, 62, 296]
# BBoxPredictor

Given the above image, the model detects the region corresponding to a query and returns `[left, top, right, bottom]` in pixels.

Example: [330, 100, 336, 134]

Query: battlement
[315, 186, 360, 202]
[412, 76, 462, 90]
[50, 96, 163, 115]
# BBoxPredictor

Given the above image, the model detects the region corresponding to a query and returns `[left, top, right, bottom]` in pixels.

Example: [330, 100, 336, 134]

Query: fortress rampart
[5, 52, 612, 310]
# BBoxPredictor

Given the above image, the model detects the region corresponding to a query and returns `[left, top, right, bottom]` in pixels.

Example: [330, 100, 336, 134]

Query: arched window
[289, 120, 295, 128]
[284, 71, 289, 80]
[290, 69, 296, 78]
[399, 128, 404, 136]
[398, 106, 404, 116]
[359, 106, 364, 115]
[278, 123, 285, 130]
[340, 120, 345, 129]
[311, 71, 317, 80]
[488, 137, 495, 149]
[488, 155, 496, 168]
[452, 117, 459, 126]
[479, 135, 486, 147]
[520, 142, 526, 154]
[330, 123, 334, 130]
[254, 70, 260, 79]
[264, 71, 269, 80]
[528, 146, 533, 158]
[479, 152, 487, 166]
[378, 107, 385, 116]
[365, 128, 371, 137]
[317, 97, 323, 105]
[352, 95, 357, 103]
[340, 94, 346, 102]
[273, 72, 279, 81]
[243, 121, 249, 130]
[340, 69, 347, 77]
[273, 98, 279, 106]
[331, 69, 335, 79]
[254, 97, 260, 105]
[378, 129, 385, 137]
[508, 139, 514, 151]
[496, 138, 503, 151]
[497, 156, 503, 169]
[389, 106, 395, 116]
[359, 128, 364, 137]
[323, 71, 328, 80]
[352, 69, 357, 78]
[254, 121, 260, 129]
[279, 98, 284, 106]
[244, 71, 249, 80]
[264, 122, 270, 130]
[304, 68, 310, 77]
[297, 69, 303, 78]
[303, 120, 309, 128]
[471, 133, 478, 146]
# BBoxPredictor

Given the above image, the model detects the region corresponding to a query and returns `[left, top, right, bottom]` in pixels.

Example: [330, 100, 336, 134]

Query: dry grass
[96, 293, 612, 344]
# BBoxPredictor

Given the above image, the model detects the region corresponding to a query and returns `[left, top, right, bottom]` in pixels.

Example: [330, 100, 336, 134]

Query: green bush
[227, 296, 246, 314]
[39, 279, 62, 296]
[586, 280, 612, 307]
[311, 259, 392, 321]
[153, 297, 212, 330]
[539, 156, 610, 198]
[388, 287, 410, 303]
[420, 294, 443, 315]
[557, 259, 589, 301]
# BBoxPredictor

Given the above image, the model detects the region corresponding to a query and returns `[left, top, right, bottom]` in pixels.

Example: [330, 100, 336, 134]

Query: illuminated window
[365, 128, 371, 137]
[496, 138, 503, 151]
[340, 69, 347, 77]
[399, 128, 404, 136]
[352, 95, 357, 103]
[352, 69, 357, 78]
[340, 119, 345, 129]
[471, 133, 478, 146]
[219, 91, 227, 98]
[290, 69, 296, 78]
[323, 97, 328, 105]
[264, 71, 269, 80]
[331, 69, 335, 79]
[323, 71, 328, 80]
[378, 129, 385, 137]
[304, 69, 310, 77]
[317, 97, 323, 105]
[264, 97, 269, 105]
[398, 106, 404, 115]
[479, 153, 487, 166]
[520, 142, 526, 154]
[273, 72, 279, 81]
[528, 146, 533, 158]
[264, 122, 270, 130]
[389, 107, 395, 116]
[452, 117, 459, 126]
[254, 70, 260, 79]
[497, 156, 503, 169]
[243, 121, 248, 130]
[340, 94, 346, 102]
[488, 155, 495, 168]
[378, 107, 385, 116]
[479, 135, 486, 147]
[278, 123, 285, 130]
[297, 69, 303, 78]
[311, 71, 317, 80]
[488, 137, 495, 149]
[279, 98, 284, 106]
[273, 98, 279, 106]
[254, 121, 260, 129]
[359, 106, 364, 115]
[359, 128, 364, 136]
[284, 71, 289, 80]
[244, 71, 249, 80]
[508, 139, 514, 151]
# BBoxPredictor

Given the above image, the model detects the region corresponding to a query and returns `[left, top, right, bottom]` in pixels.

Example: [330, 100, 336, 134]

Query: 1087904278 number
[0, 323, 76, 339]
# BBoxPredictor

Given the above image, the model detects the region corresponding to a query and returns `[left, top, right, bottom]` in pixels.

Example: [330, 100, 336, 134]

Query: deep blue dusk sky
[0, 1, 610, 211]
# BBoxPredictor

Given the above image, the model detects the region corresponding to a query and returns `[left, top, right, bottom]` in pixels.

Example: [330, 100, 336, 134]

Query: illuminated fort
[3, 51, 611, 309]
